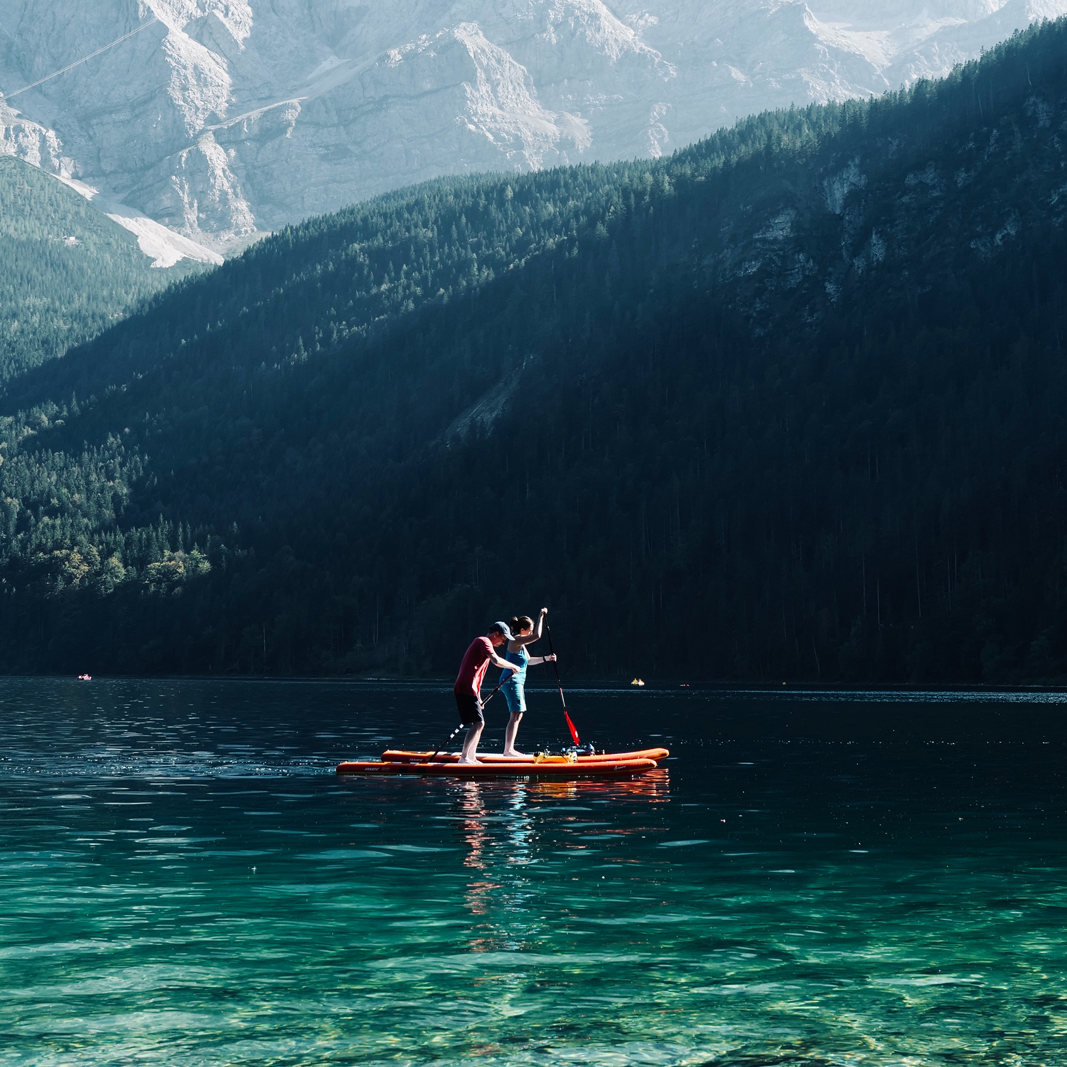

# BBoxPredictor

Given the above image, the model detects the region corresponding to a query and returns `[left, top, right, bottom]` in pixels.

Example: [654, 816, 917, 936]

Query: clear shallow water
[2, 679, 1067, 1066]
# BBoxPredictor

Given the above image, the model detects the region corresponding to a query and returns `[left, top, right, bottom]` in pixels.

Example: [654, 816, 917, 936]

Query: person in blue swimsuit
[501, 607, 557, 757]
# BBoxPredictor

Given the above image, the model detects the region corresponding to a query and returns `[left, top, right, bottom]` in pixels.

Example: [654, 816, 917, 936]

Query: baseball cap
[488, 621, 514, 640]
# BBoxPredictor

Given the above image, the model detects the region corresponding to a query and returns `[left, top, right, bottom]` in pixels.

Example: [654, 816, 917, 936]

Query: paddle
[428, 679, 506, 761]
[428, 723, 465, 763]
[546, 626, 580, 746]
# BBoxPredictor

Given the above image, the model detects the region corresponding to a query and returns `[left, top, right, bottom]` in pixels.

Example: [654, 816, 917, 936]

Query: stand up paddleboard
[336, 752, 664, 778]
[340, 641, 667, 777]
[380, 747, 669, 764]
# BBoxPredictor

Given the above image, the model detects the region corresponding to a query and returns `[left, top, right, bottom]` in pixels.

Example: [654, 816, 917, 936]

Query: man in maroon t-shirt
[454, 622, 521, 764]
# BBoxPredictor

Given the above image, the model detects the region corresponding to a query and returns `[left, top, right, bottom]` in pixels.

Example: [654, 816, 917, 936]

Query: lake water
[2, 678, 1066, 1066]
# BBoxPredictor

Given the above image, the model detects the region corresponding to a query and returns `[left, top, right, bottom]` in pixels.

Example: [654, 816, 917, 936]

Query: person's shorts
[502, 679, 526, 715]
[454, 692, 484, 726]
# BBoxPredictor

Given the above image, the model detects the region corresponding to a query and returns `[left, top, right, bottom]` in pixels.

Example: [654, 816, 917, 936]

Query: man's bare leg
[502, 713, 527, 758]
[459, 721, 484, 764]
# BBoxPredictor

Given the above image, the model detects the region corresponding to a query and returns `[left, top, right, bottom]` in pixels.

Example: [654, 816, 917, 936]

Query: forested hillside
[3, 20, 1067, 682]
[0, 158, 196, 381]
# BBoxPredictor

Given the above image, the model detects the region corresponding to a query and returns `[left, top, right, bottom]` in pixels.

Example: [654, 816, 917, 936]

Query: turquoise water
[2, 679, 1067, 1065]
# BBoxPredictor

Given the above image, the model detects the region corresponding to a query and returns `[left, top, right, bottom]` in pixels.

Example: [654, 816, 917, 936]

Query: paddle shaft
[546, 626, 580, 745]
[428, 723, 465, 763]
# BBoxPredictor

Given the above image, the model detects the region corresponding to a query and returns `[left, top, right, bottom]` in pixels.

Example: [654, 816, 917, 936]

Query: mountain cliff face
[2, 0, 1065, 257]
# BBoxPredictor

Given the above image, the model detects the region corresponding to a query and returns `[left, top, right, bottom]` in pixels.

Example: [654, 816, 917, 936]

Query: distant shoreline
[11, 674, 1067, 693]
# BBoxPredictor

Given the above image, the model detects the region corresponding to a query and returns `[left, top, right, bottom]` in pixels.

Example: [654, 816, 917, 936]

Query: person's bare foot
[502, 750, 528, 759]
[458, 756, 481, 765]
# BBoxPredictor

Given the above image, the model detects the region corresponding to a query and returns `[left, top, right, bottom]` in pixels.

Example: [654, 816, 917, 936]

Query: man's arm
[490, 651, 521, 671]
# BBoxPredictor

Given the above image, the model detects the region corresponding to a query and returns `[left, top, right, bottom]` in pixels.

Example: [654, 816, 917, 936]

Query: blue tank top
[503, 644, 528, 687]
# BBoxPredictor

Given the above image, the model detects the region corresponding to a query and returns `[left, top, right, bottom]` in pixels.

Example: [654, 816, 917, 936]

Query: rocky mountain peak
[1, 0, 1065, 262]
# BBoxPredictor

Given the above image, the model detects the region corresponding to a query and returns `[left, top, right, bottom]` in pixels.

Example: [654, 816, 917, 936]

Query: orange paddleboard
[336, 757, 659, 778]
[381, 747, 670, 764]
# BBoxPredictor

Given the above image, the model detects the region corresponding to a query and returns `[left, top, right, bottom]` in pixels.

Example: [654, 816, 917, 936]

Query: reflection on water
[451, 778, 680, 956]
[1, 678, 1066, 1065]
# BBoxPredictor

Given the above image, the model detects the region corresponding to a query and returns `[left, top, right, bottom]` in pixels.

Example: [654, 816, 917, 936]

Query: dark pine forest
[0, 157, 197, 381]
[3, 20, 1067, 682]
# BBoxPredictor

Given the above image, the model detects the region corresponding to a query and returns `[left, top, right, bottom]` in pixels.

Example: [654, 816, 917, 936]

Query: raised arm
[514, 606, 549, 647]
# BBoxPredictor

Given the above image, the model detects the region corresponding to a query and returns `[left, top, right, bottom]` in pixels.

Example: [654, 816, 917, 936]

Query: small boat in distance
[631, 677, 645, 686]
[77, 674, 91, 681]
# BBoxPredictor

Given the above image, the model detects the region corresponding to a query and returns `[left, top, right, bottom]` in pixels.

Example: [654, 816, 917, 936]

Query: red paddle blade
[564, 710, 580, 746]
